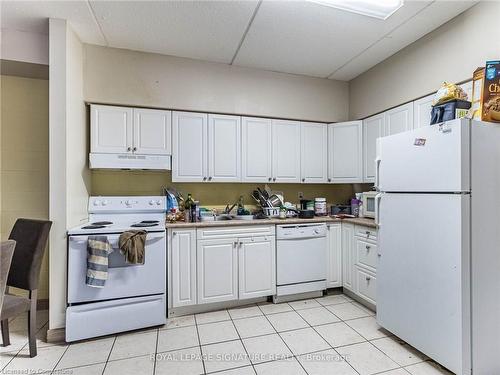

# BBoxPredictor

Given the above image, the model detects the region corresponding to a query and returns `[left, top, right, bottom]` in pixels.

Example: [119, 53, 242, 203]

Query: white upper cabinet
[91, 105, 133, 154]
[207, 114, 241, 182]
[241, 117, 272, 183]
[133, 108, 171, 155]
[413, 93, 435, 129]
[363, 113, 384, 183]
[328, 121, 363, 183]
[384, 102, 414, 136]
[300, 122, 328, 183]
[272, 120, 301, 183]
[172, 111, 208, 182]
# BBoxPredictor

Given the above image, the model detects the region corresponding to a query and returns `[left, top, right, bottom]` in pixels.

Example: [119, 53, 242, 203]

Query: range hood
[89, 153, 171, 170]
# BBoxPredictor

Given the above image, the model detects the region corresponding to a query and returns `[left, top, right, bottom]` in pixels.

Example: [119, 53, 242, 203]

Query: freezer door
[377, 119, 469, 192]
[376, 193, 470, 375]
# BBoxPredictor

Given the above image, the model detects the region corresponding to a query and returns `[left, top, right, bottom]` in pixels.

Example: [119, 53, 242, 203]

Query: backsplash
[91, 170, 373, 207]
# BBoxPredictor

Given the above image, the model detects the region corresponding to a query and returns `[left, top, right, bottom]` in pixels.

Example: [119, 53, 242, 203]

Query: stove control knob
[149, 200, 155, 206]
[94, 200, 101, 206]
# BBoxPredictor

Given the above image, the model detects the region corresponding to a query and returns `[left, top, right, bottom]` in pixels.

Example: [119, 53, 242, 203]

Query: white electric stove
[66, 196, 167, 342]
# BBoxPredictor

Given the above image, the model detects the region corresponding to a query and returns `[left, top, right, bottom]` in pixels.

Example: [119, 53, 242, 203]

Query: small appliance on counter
[330, 204, 351, 216]
[360, 191, 377, 218]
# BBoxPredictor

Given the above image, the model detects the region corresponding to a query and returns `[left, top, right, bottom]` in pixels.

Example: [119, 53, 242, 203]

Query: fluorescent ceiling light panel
[308, 0, 404, 20]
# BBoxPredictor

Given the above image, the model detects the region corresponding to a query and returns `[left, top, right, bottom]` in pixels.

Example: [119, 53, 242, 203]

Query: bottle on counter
[184, 194, 194, 222]
[314, 197, 327, 216]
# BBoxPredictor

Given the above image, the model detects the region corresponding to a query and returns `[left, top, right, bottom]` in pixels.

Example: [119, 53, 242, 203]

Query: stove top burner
[90, 221, 113, 226]
[82, 225, 106, 230]
[131, 223, 158, 228]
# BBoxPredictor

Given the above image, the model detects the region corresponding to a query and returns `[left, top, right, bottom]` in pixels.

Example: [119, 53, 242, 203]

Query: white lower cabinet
[170, 229, 197, 307]
[326, 223, 342, 288]
[239, 236, 276, 299]
[355, 267, 376, 305]
[341, 223, 355, 292]
[197, 238, 238, 304]
[345, 224, 378, 306]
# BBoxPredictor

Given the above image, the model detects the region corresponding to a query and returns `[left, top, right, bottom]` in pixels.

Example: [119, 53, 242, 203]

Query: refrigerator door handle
[374, 158, 381, 191]
[375, 193, 382, 226]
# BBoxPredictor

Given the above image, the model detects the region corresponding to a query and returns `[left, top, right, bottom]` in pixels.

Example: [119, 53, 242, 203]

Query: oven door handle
[69, 233, 165, 247]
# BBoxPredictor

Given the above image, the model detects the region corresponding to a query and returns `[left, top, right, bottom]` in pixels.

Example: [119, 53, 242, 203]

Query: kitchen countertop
[165, 216, 377, 229]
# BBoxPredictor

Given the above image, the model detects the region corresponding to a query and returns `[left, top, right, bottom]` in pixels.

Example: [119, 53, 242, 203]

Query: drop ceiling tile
[0, 0, 105, 44]
[329, 1, 477, 81]
[89, 0, 259, 64]
[233, 0, 430, 77]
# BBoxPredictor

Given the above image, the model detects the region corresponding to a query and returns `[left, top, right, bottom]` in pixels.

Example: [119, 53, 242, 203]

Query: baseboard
[46, 328, 66, 343]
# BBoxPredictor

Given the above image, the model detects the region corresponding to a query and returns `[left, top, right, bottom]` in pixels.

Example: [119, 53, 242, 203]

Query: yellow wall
[92, 170, 372, 208]
[1, 75, 49, 299]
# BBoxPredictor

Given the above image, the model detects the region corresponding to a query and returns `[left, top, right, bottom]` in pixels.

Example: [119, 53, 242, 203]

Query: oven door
[67, 232, 166, 304]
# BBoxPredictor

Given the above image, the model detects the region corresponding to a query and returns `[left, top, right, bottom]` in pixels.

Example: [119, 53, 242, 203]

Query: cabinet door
[413, 93, 434, 129]
[272, 120, 301, 183]
[172, 111, 208, 182]
[301, 122, 327, 183]
[242, 117, 272, 183]
[208, 114, 241, 182]
[133, 108, 171, 155]
[239, 236, 276, 299]
[197, 239, 238, 304]
[363, 114, 384, 182]
[328, 121, 362, 183]
[170, 229, 196, 307]
[326, 223, 342, 288]
[342, 223, 355, 292]
[91, 104, 132, 154]
[384, 102, 414, 136]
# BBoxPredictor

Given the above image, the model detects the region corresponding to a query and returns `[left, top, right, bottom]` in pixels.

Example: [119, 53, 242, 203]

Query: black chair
[1, 219, 52, 357]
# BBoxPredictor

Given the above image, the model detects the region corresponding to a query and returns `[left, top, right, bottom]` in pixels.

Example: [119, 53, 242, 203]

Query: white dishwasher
[276, 223, 327, 297]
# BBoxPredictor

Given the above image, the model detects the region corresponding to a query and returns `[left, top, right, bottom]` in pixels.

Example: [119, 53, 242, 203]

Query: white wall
[49, 19, 89, 331]
[349, 1, 500, 119]
[1, 28, 49, 65]
[83, 44, 349, 123]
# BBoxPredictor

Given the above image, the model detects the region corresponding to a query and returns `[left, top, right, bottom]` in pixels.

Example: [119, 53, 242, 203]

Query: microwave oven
[360, 191, 378, 218]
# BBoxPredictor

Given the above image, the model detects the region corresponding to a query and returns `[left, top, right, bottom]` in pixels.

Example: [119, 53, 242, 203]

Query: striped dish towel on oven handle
[86, 236, 113, 288]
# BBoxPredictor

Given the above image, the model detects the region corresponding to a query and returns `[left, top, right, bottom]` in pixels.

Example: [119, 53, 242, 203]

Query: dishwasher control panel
[276, 223, 327, 239]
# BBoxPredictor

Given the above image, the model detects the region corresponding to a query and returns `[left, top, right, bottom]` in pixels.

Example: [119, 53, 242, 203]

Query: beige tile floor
[0, 294, 454, 375]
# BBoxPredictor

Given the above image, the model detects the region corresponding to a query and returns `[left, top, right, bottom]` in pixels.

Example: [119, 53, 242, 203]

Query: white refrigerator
[375, 119, 500, 375]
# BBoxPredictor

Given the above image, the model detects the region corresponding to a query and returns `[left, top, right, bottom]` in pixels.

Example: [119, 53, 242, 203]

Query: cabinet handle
[133, 147, 137, 152]
[268, 177, 272, 182]
[365, 245, 371, 251]
[328, 178, 331, 182]
[208, 177, 212, 181]
[233, 241, 238, 247]
[366, 276, 371, 281]
[203, 177, 207, 181]
[172, 232, 176, 236]
[377, 253, 381, 257]
[302, 178, 305, 182]
[127, 147, 132, 152]
[273, 178, 276, 182]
